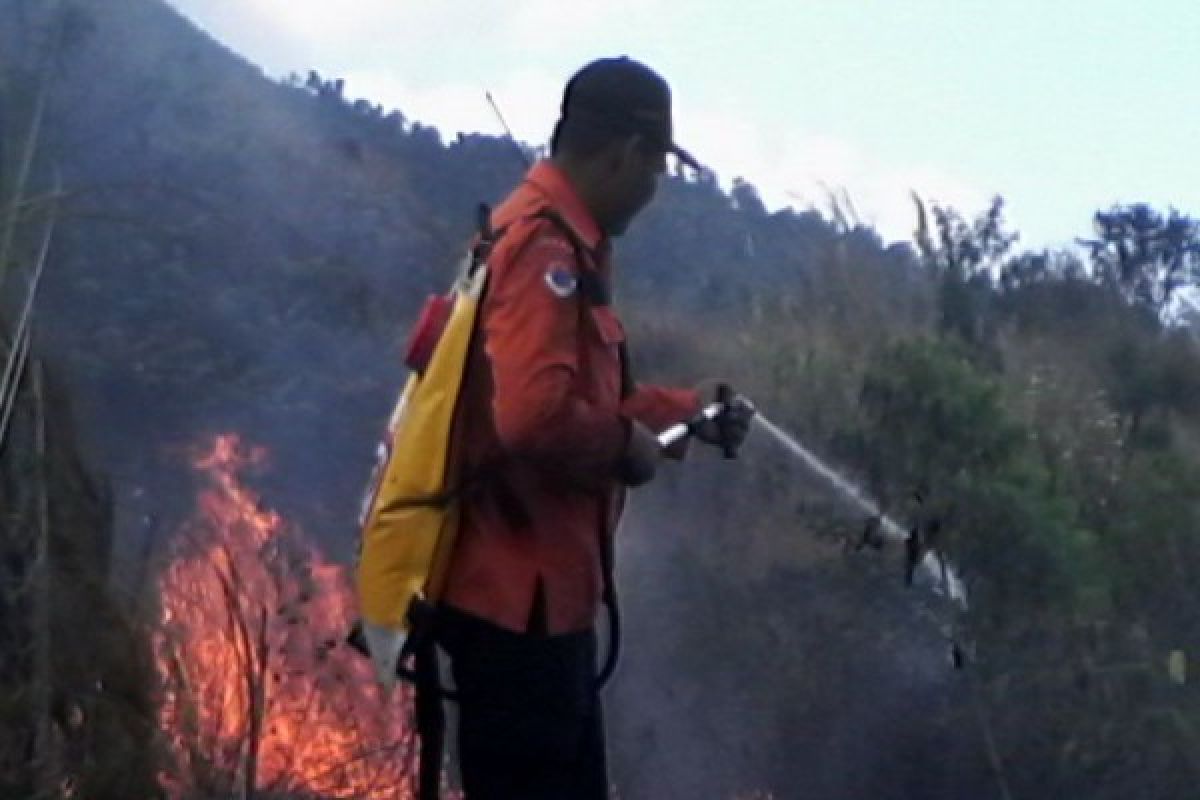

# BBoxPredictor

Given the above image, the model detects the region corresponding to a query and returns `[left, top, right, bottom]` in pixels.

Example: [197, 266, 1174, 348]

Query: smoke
[19, 0, 453, 564]
[13, 4, 999, 794]
[605, 448, 992, 798]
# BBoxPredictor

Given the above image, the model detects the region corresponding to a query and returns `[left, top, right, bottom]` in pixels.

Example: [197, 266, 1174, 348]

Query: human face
[604, 136, 667, 236]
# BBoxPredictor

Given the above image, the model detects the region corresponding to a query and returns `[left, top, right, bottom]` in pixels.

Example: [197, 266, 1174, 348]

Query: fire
[153, 435, 773, 799]
[155, 433, 429, 799]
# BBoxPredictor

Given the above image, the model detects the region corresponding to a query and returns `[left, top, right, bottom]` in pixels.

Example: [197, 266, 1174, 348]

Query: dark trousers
[437, 606, 609, 800]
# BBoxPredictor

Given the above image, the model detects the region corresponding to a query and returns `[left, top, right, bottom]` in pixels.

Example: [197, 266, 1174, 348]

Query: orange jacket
[441, 161, 698, 635]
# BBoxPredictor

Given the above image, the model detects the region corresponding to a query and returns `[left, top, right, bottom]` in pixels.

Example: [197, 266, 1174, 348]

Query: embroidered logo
[543, 265, 578, 299]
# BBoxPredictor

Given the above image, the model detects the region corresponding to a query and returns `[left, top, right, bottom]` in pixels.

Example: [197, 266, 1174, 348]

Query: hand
[618, 419, 663, 487]
[693, 381, 755, 455]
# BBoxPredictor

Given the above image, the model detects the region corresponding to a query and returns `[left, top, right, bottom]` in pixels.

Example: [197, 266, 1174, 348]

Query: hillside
[3, 1, 1199, 798]
[7, 0, 919, 564]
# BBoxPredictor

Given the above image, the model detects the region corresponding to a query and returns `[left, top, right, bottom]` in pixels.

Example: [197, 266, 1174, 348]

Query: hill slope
[6, 0, 909, 559]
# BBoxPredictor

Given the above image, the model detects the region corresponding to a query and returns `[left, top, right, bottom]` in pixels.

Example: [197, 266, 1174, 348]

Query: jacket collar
[524, 160, 604, 251]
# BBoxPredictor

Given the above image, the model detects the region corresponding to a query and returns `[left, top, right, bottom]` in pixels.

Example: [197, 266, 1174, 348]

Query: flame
[153, 435, 772, 799]
[155, 433, 433, 799]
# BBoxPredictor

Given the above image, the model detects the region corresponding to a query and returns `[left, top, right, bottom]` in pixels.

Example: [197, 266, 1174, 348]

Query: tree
[913, 194, 1018, 281]
[1104, 328, 1200, 445]
[1080, 203, 1200, 314]
[850, 339, 1118, 705]
[913, 195, 1018, 348]
[998, 249, 1086, 292]
[156, 435, 428, 799]
[731, 176, 767, 217]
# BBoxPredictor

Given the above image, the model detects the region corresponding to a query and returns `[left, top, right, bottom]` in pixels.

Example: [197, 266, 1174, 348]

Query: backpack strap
[534, 208, 636, 399]
[532, 207, 627, 690]
[385, 203, 503, 800]
[397, 206, 629, 719]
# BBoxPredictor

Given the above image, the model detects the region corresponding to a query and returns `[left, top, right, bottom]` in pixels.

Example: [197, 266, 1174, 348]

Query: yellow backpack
[354, 205, 499, 687]
[351, 204, 631, 693]
[351, 204, 629, 800]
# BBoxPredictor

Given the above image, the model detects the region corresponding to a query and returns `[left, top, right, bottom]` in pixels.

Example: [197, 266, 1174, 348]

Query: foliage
[1104, 328, 1200, 445]
[1081, 203, 1200, 313]
[914, 195, 1018, 351]
[0, 7, 159, 797]
[850, 339, 1099, 619]
[2, 0, 1199, 797]
[915, 194, 1018, 281]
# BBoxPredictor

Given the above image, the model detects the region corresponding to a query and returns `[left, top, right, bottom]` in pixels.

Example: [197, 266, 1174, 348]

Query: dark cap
[559, 56, 700, 170]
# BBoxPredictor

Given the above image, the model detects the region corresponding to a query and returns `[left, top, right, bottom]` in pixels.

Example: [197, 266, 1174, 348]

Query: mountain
[5, 0, 918, 563]
[5, 2, 1199, 798]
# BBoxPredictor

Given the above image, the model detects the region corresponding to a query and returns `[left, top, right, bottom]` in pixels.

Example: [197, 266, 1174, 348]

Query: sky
[165, 0, 1200, 249]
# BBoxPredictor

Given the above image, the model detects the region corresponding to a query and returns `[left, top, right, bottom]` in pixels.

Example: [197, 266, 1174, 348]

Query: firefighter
[437, 57, 752, 799]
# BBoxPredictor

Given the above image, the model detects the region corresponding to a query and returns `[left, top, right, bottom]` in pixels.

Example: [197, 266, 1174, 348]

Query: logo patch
[543, 265, 578, 299]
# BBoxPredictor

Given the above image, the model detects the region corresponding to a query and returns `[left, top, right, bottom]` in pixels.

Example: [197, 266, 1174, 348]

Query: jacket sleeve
[484, 227, 628, 474]
[620, 384, 701, 460]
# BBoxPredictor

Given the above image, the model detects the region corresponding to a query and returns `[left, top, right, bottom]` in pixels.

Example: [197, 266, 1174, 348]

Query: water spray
[752, 414, 967, 607]
[476, 93, 965, 618]
[665, 398, 969, 665]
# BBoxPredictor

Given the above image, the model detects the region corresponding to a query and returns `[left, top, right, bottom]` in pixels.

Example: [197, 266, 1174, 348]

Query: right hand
[692, 380, 756, 455]
[618, 419, 663, 487]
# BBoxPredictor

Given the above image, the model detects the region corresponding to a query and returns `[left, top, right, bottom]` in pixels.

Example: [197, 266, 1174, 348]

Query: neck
[550, 154, 611, 234]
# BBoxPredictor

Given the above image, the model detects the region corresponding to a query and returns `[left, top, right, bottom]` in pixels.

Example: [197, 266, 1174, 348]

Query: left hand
[693, 381, 756, 454]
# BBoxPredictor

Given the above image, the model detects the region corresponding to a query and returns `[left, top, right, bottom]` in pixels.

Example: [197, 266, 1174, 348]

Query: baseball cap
[559, 56, 701, 170]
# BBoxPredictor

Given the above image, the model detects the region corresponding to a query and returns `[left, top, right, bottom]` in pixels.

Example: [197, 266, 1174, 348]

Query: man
[436, 57, 753, 799]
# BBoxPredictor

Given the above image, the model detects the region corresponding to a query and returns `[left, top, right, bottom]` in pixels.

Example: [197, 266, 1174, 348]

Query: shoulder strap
[529, 207, 626, 690]
[459, 203, 627, 689]
[533, 208, 636, 400]
[467, 202, 506, 277]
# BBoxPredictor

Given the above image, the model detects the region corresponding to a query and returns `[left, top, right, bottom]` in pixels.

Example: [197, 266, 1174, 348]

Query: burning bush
[155, 434, 427, 799]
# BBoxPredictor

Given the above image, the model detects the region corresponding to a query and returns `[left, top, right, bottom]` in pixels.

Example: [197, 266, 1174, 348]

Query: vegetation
[1, 5, 159, 797]
[1, 0, 1198, 797]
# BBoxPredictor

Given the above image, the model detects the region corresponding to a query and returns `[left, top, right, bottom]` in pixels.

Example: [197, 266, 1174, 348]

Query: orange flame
[154, 435, 771, 799]
[155, 433, 431, 799]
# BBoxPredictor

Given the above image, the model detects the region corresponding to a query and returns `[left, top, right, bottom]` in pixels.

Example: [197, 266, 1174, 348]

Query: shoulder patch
[543, 265, 579, 299]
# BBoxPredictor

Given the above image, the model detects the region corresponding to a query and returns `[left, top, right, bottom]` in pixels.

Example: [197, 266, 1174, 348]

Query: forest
[2, 1, 1198, 798]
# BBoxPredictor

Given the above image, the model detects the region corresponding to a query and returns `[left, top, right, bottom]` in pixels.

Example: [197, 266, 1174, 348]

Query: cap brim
[669, 143, 701, 171]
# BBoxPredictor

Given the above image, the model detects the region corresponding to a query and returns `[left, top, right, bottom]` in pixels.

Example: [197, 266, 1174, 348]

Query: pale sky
[166, 0, 1200, 249]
